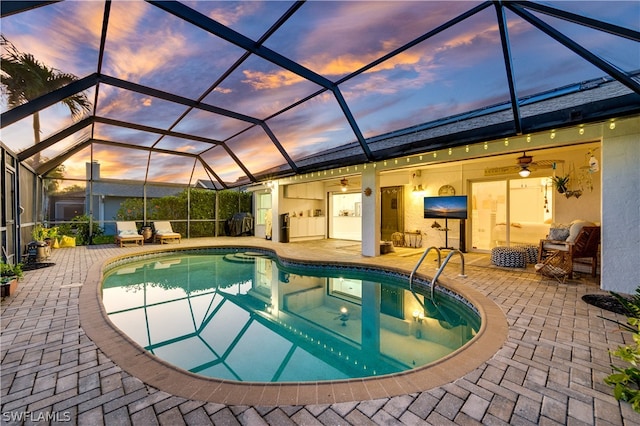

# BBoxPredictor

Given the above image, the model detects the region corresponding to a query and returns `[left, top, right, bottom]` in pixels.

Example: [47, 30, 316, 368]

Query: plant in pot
[30, 224, 52, 262]
[32, 224, 49, 242]
[44, 226, 60, 248]
[1, 261, 23, 297]
[552, 175, 570, 194]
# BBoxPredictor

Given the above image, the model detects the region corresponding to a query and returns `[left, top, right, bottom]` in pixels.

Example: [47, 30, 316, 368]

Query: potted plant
[552, 175, 570, 194]
[30, 224, 52, 261]
[44, 226, 60, 248]
[32, 224, 48, 242]
[1, 261, 23, 297]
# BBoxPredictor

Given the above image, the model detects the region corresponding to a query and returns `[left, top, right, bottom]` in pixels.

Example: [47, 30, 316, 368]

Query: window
[256, 192, 272, 226]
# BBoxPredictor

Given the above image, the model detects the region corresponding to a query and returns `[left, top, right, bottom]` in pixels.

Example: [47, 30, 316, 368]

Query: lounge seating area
[113, 221, 182, 246]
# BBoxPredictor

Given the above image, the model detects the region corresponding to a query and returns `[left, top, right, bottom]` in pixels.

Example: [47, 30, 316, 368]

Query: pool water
[102, 249, 480, 383]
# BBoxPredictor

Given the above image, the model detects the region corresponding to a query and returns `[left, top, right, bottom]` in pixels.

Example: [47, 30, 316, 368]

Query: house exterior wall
[262, 116, 640, 294]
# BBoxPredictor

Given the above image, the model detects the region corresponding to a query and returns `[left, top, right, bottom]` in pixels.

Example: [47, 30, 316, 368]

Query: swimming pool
[102, 249, 480, 383]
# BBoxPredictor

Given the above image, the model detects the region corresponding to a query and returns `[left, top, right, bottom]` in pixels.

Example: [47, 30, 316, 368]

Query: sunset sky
[1, 1, 638, 185]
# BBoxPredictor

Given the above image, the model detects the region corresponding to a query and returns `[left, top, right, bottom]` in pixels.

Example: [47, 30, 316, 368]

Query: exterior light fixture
[516, 152, 533, 178]
[518, 167, 531, 177]
[340, 178, 348, 192]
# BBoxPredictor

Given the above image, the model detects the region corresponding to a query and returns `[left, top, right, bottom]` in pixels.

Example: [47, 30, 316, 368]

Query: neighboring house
[48, 189, 85, 222]
[194, 179, 224, 190]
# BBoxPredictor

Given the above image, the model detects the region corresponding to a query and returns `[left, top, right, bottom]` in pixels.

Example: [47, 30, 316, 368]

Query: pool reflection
[102, 251, 479, 382]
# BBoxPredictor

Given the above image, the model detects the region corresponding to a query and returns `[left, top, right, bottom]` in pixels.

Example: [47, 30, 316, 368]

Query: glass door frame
[468, 176, 552, 252]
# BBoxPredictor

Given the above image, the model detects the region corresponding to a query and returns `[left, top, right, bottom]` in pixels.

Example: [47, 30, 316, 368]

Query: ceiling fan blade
[484, 165, 520, 176]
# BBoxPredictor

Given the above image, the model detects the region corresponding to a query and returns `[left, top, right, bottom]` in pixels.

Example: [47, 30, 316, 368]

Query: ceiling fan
[516, 153, 534, 177]
[484, 152, 563, 177]
[329, 177, 356, 192]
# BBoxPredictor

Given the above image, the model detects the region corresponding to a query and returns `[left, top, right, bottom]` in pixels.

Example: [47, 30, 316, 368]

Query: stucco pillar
[361, 166, 380, 257]
[270, 181, 281, 243]
[601, 117, 640, 294]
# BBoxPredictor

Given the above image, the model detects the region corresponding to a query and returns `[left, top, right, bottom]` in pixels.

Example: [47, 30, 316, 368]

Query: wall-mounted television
[424, 195, 468, 219]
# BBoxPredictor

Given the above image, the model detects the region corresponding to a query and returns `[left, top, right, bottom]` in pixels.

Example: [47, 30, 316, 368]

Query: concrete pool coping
[79, 243, 508, 406]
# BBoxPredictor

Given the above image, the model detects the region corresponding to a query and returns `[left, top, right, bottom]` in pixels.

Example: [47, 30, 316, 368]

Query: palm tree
[1, 35, 91, 166]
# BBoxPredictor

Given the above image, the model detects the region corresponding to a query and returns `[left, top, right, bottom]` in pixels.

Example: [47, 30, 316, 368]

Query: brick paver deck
[2, 237, 639, 425]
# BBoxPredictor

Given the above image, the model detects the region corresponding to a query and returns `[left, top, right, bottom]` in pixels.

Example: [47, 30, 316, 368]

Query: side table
[404, 231, 422, 248]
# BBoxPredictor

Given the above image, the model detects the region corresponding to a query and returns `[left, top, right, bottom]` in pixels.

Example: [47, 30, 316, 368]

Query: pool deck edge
[79, 240, 509, 405]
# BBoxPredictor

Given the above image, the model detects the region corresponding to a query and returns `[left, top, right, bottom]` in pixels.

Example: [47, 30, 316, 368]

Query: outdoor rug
[582, 294, 629, 315]
[21, 262, 56, 271]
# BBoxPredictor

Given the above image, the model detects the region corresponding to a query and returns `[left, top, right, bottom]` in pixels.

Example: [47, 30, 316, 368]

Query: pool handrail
[410, 247, 467, 303]
[409, 246, 441, 290]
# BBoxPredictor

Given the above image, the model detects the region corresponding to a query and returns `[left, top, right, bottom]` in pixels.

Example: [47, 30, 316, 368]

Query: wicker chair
[391, 232, 405, 247]
[535, 251, 572, 283]
[538, 225, 600, 279]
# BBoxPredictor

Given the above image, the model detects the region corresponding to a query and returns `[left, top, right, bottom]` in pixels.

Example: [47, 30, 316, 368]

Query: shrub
[113, 188, 252, 237]
[91, 235, 114, 245]
[604, 288, 640, 413]
[58, 214, 104, 245]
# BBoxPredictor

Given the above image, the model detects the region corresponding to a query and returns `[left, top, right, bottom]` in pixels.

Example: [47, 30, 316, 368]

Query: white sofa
[492, 222, 550, 247]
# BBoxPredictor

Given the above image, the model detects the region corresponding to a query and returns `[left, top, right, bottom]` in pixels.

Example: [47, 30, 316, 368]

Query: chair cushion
[567, 220, 595, 243]
[542, 242, 569, 251]
[118, 230, 138, 237]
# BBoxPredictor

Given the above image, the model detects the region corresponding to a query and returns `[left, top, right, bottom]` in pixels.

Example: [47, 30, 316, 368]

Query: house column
[361, 165, 380, 257]
[601, 116, 640, 294]
[270, 181, 281, 243]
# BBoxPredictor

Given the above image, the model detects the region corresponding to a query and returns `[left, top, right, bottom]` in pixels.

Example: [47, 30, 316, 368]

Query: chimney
[86, 161, 100, 180]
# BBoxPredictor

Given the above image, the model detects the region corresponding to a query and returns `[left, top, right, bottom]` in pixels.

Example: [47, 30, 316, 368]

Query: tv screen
[424, 195, 468, 219]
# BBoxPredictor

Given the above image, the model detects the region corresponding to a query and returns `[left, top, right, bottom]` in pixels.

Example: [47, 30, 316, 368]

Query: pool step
[223, 252, 267, 263]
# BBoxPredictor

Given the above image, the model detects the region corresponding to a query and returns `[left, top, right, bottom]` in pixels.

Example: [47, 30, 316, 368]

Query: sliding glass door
[470, 177, 552, 251]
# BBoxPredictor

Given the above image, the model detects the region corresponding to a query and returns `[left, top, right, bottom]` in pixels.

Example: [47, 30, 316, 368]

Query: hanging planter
[552, 175, 570, 194]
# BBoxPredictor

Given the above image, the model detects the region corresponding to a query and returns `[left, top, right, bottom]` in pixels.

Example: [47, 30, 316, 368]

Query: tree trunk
[32, 111, 41, 166]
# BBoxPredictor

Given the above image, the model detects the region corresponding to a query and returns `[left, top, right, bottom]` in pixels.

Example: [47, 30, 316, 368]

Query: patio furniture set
[491, 220, 600, 283]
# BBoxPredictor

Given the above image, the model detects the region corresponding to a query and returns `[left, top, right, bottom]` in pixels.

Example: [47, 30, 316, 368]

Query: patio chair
[115, 222, 144, 247]
[538, 225, 600, 279]
[153, 221, 181, 244]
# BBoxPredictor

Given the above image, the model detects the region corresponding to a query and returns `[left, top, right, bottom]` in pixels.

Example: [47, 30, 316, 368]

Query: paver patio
[2, 237, 638, 425]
